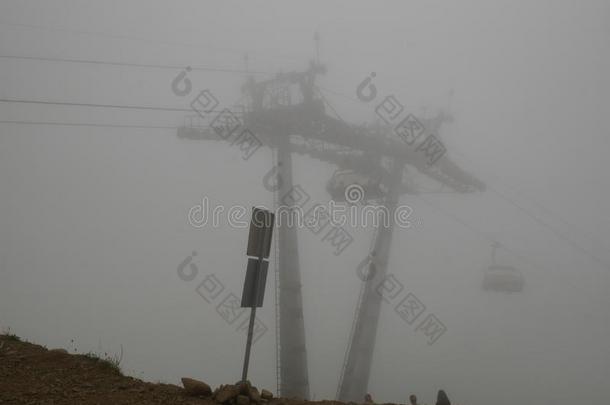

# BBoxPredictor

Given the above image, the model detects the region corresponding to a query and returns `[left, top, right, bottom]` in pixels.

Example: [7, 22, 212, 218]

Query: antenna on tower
[313, 31, 320, 64]
[447, 88, 454, 114]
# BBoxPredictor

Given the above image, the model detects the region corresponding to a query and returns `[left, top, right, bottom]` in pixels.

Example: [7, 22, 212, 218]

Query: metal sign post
[241, 207, 274, 382]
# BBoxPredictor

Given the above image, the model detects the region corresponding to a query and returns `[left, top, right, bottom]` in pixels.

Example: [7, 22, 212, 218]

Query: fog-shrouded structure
[178, 62, 485, 400]
[2, 2, 610, 405]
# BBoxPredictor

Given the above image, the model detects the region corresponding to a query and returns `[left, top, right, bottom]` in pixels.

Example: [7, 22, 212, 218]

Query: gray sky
[1, 1, 609, 405]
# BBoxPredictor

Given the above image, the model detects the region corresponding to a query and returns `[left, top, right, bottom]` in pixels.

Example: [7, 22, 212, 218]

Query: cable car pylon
[177, 58, 484, 400]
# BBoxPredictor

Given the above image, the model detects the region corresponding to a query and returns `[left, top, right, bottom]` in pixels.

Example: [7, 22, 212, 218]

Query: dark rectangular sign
[241, 258, 269, 308]
[246, 207, 274, 258]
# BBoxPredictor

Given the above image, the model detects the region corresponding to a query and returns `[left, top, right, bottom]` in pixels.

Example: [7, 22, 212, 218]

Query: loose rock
[181, 377, 212, 397]
[237, 394, 251, 405]
[249, 387, 261, 403]
[216, 384, 241, 403]
[261, 389, 273, 400]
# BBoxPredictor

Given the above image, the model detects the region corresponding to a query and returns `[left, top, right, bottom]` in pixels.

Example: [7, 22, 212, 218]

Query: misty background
[1, 1, 609, 404]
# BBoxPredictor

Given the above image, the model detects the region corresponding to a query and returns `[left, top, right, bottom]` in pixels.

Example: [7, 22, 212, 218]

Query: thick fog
[1, 1, 609, 404]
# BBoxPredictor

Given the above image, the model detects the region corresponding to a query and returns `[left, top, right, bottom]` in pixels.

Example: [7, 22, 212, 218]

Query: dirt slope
[1, 334, 343, 405]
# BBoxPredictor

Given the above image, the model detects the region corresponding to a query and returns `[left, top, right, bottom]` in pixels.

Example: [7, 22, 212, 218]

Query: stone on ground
[237, 394, 251, 405]
[261, 389, 273, 400]
[215, 384, 241, 403]
[181, 377, 212, 397]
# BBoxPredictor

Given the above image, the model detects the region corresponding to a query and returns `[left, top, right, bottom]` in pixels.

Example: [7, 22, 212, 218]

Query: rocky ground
[0, 334, 347, 405]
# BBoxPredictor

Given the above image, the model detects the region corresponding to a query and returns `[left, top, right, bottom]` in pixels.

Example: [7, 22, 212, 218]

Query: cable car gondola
[326, 169, 386, 203]
[482, 242, 524, 293]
